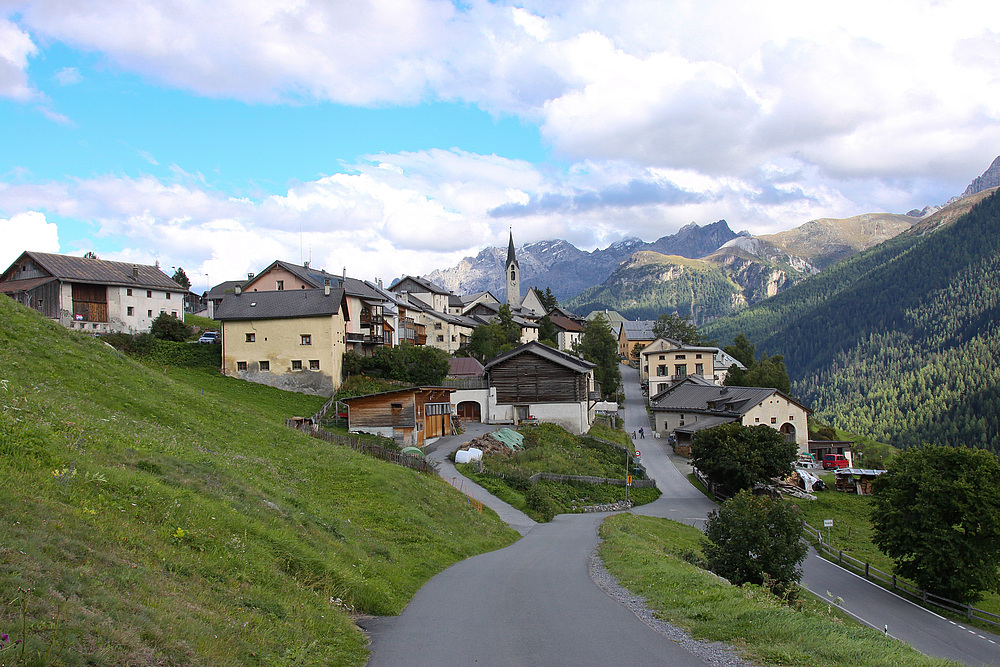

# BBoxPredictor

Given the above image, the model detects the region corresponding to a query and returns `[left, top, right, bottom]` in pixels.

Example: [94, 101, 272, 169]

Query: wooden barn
[484, 341, 598, 435]
[342, 387, 455, 448]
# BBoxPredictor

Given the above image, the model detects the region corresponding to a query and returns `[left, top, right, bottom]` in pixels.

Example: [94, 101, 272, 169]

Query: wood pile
[457, 435, 517, 458]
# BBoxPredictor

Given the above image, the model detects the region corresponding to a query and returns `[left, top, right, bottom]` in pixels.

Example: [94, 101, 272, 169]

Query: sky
[2, 0, 1000, 292]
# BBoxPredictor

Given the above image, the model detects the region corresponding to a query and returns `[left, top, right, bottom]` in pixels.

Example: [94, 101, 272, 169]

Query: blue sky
[2, 1, 1000, 289]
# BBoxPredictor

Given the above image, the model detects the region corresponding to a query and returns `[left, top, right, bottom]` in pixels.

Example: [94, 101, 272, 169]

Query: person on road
[632, 430, 636, 439]
[639, 428, 644, 438]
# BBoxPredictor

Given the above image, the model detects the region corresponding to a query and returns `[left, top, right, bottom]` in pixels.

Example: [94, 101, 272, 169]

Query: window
[127, 306, 134, 316]
[276, 280, 284, 290]
[675, 354, 686, 359]
[771, 417, 777, 424]
[789, 415, 794, 420]
[309, 360, 319, 370]
[391, 402, 403, 410]
[160, 309, 165, 315]
[755, 417, 760, 422]
[127, 288, 133, 296]
[166, 292, 171, 300]
[437, 335, 444, 342]
[656, 365, 666, 376]
[291, 360, 302, 370]
[675, 364, 687, 377]
[246, 333, 255, 342]
[172, 311, 178, 318]
[451, 335, 457, 342]
[301, 334, 312, 345]
[695, 363, 703, 375]
[147, 309, 153, 317]
[146, 290, 152, 298]
[695, 353, 702, 359]
[659, 355, 665, 360]
[434, 322, 442, 330]
[237, 361, 248, 371]
[259, 361, 270, 371]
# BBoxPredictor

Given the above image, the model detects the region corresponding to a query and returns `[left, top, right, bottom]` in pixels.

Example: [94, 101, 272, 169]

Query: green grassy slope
[0, 297, 517, 665]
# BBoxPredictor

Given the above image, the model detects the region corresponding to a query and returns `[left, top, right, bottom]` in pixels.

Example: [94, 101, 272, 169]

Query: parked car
[198, 331, 220, 344]
[822, 454, 850, 469]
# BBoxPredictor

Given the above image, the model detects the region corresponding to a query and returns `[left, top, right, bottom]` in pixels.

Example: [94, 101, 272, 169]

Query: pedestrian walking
[632, 430, 636, 439]
[639, 428, 644, 439]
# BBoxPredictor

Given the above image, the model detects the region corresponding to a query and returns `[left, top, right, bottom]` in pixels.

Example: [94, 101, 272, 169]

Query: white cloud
[10, 0, 1000, 183]
[0, 210, 59, 268]
[0, 17, 38, 101]
[53, 66, 82, 85]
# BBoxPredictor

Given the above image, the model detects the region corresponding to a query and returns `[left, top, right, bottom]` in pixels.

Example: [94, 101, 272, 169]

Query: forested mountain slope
[702, 189, 1000, 452]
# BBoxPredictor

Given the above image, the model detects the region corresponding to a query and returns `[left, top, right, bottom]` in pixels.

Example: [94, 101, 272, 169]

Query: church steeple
[505, 229, 521, 308]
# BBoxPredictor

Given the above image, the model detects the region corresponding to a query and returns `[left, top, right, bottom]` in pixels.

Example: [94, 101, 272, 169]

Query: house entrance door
[514, 405, 529, 424]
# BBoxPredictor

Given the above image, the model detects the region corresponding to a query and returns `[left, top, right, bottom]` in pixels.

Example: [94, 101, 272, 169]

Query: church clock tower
[505, 230, 521, 308]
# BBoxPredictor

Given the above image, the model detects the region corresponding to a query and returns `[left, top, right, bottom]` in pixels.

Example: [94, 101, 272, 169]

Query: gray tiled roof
[388, 275, 452, 295]
[619, 320, 658, 340]
[215, 288, 346, 320]
[650, 381, 809, 416]
[4, 251, 184, 291]
[250, 261, 385, 301]
[485, 341, 595, 374]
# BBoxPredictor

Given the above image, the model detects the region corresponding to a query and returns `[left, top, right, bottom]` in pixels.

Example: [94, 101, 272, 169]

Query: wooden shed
[342, 387, 455, 448]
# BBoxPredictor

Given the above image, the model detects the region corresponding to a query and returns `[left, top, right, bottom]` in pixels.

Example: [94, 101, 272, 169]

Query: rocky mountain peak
[962, 155, 1000, 198]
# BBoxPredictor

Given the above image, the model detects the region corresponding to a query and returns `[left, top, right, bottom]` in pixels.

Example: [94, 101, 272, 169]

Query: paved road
[363, 365, 1000, 666]
[617, 364, 1000, 666]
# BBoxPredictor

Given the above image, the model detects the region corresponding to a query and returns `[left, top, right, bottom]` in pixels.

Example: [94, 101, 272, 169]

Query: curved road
[362, 365, 1000, 666]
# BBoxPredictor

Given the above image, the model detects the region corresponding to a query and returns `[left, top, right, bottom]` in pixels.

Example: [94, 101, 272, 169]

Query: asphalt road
[618, 364, 1000, 666]
[362, 365, 1000, 666]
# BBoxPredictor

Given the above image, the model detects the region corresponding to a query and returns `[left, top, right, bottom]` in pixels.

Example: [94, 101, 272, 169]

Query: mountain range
[425, 156, 1000, 323]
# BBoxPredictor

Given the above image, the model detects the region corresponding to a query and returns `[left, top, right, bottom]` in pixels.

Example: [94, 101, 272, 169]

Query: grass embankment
[599, 514, 960, 667]
[793, 485, 1000, 622]
[458, 421, 659, 521]
[0, 298, 517, 665]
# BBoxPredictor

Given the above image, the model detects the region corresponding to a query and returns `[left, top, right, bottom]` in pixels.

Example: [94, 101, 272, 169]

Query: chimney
[235, 285, 242, 295]
[248, 272, 255, 280]
[304, 260, 310, 268]
[324, 278, 331, 296]
[132, 265, 139, 280]
[342, 267, 346, 281]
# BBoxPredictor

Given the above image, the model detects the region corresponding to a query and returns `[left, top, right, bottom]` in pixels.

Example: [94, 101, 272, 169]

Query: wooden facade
[489, 354, 589, 404]
[343, 387, 454, 448]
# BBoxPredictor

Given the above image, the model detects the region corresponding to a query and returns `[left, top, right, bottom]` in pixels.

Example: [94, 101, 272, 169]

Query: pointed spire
[507, 228, 518, 268]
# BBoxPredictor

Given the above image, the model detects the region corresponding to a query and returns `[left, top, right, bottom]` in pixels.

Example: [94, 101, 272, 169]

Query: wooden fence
[803, 521, 1000, 630]
[286, 419, 437, 476]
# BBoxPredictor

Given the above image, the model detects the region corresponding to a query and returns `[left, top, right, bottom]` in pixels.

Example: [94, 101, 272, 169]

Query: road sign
[627, 475, 633, 486]
[824, 519, 833, 527]
[634, 450, 640, 458]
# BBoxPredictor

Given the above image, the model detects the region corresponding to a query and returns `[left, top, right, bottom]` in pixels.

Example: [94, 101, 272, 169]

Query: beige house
[0, 251, 187, 334]
[617, 320, 658, 359]
[641, 337, 744, 393]
[243, 261, 390, 355]
[650, 377, 811, 453]
[215, 285, 349, 396]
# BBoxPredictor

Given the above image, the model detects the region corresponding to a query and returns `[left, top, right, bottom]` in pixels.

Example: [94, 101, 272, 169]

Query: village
[0, 234, 864, 484]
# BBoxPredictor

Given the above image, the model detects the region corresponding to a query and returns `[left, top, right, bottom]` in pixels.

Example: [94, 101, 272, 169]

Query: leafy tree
[702, 490, 808, 597]
[83, 251, 99, 259]
[723, 334, 791, 394]
[149, 312, 190, 341]
[466, 322, 505, 362]
[629, 342, 646, 363]
[497, 303, 522, 345]
[724, 334, 756, 368]
[575, 313, 621, 399]
[537, 315, 558, 348]
[871, 445, 1000, 604]
[171, 267, 191, 290]
[652, 312, 703, 344]
[691, 422, 797, 494]
[342, 344, 450, 385]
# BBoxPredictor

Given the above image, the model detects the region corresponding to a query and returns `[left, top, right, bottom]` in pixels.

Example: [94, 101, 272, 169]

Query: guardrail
[802, 521, 1000, 630]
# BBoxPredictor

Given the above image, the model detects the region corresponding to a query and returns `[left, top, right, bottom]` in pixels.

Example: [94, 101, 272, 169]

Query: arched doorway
[456, 401, 482, 422]
[780, 422, 796, 443]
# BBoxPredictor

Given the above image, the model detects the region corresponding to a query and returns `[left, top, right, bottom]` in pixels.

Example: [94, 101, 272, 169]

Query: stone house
[0, 251, 186, 334]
